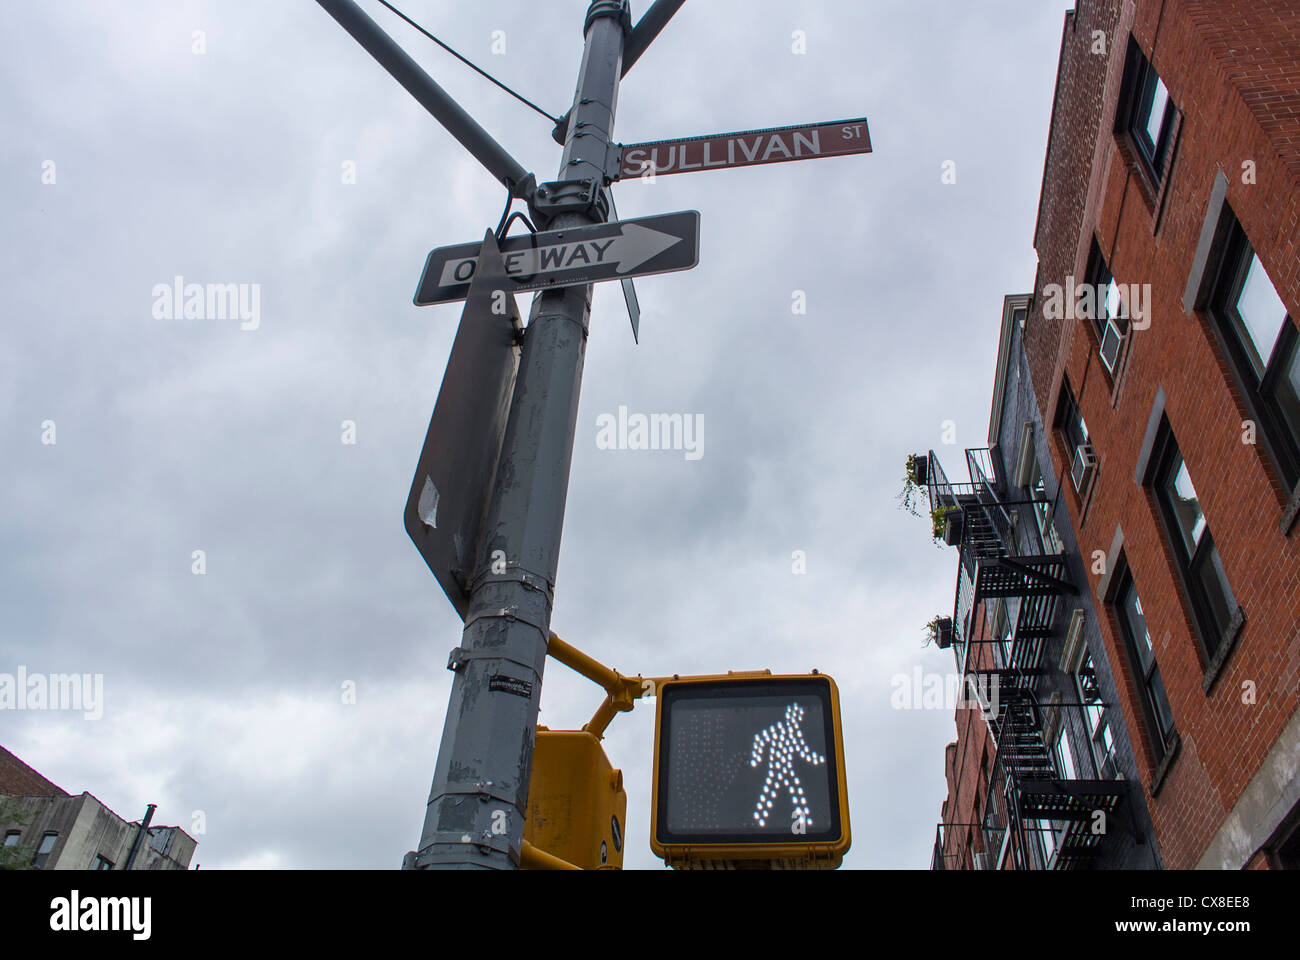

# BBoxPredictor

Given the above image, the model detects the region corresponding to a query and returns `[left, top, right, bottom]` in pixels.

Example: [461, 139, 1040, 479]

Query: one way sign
[414, 210, 700, 306]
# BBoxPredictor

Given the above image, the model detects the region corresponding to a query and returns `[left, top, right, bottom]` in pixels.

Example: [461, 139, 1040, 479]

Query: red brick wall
[1027, 0, 1300, 869]
[0, 745, 69, 798]
[938, 608, 997, 869]
[1027, 0, 1126, 419]
[1181, 0, 1300, 181]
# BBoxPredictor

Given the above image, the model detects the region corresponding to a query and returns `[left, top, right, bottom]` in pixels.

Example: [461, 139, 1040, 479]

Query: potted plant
[898, 454, 929, 517]
[924, 615, 954, 649]
[943, 509, 964, 546]
[930, 505, 960, 544]
[908, 453, 928, 486]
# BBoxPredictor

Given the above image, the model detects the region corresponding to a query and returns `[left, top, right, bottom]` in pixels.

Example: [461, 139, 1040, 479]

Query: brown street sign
[617, 118, 870, 180]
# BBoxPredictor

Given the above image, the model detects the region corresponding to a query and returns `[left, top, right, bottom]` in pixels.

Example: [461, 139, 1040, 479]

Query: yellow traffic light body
[650, 673, 851, 869]
[523, 727, 627, 870]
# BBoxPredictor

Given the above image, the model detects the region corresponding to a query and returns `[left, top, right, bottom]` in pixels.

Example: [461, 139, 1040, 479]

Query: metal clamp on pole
[529, 178, 610, 228]
[585, 0, 632, 34]
[446, 646, 542, 676]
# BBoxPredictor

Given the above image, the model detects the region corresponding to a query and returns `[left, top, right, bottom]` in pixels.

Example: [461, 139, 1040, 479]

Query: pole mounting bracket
[529, 177, 609, 228]
[604, 141, 627, 183]
[584, 0, 632, 35]
[446, 645, 542, 676]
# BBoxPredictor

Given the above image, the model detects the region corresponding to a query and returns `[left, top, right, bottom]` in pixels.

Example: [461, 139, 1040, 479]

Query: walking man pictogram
[750, 702, 824, 830]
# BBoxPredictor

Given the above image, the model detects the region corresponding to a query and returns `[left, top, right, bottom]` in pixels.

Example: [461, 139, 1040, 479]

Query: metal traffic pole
[405, 1, 630, 870]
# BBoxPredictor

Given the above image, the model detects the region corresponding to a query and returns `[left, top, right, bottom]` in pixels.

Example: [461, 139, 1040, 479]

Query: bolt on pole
[405, 1, 628, 870]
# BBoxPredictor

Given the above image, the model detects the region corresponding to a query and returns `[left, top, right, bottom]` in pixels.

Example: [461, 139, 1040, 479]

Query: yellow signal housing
[650, 673, 851, 869]
[523, 727, 627, 870]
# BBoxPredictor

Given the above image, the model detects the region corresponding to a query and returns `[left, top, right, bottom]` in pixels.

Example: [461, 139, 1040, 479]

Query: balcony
[931, 821, 990, 871]
[924, 448, 1078, 681]
[981, 689, 1128, 870]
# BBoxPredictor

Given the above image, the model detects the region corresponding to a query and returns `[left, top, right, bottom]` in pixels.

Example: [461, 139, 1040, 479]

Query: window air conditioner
[1100, 317, 1126, 374]
[1070, 443, 1097, 494]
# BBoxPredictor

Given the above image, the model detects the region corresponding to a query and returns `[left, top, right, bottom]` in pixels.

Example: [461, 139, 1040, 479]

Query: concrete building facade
[0, 745, 195, 871]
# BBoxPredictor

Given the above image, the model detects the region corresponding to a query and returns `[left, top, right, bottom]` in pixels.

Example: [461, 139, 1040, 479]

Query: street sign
[651, 673, 852, 869]
[606, 190, 642, 343]
[414, 211, 700, 306]
[405, 230, 522, 619]
[617, 118, 871, 180]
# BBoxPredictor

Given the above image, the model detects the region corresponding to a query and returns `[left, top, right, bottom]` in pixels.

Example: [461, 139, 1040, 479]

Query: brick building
[930, 0, 1300, 869]
[0, 745, 195, 871]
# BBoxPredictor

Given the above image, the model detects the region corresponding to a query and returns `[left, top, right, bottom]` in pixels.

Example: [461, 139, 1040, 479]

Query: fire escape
[925, 448, 1128, 870]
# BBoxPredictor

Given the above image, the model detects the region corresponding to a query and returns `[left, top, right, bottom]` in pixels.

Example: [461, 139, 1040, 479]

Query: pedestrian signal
[650, 673, 850, 869]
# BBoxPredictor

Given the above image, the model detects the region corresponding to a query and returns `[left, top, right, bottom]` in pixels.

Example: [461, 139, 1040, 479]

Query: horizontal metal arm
[520, 839, 581, 870]
[316, 0, 534, 197]
[547, 631, 773, 738]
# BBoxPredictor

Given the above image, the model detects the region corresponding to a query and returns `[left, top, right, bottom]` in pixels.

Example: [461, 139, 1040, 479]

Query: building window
[1077, 651, 1118, 779]
[1036, 818, 1057, 867]
[1149, 427, 1238, 661]
[1085, 242, 1115, 338]
[1268, 800, 1300, 869]
[1056, 380, 1095, 498]
[990, 599, 1014, 669]
[94, 855, 114, 870]
[32, 832, 57, 869]
[1116, 36, 1177, 186]
[1112, 564, 1176, 762]
[1058, 381, 1089, 449]
[3, 831, 20, 848]
[1086, 242, 1130, 375]
[1207, 214, 1300, 492]
[1053, 724, 1077, 781]
[1060, 379, 1092, 450]
[1028, 455, 1065, 554]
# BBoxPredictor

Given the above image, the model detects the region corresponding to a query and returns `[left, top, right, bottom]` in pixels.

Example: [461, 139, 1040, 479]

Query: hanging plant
[898, 453, 929, 517]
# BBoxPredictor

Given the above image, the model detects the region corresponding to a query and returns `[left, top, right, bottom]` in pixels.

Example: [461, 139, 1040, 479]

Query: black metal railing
[931, 821, 988, 870]
[982, 689, 1128, 870]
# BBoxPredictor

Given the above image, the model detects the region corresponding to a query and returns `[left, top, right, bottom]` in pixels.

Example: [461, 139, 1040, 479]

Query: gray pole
[406, 0, 627, 870]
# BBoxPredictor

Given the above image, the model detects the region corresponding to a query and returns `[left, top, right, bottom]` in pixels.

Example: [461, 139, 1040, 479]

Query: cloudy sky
[1, 0, 1068, 869]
